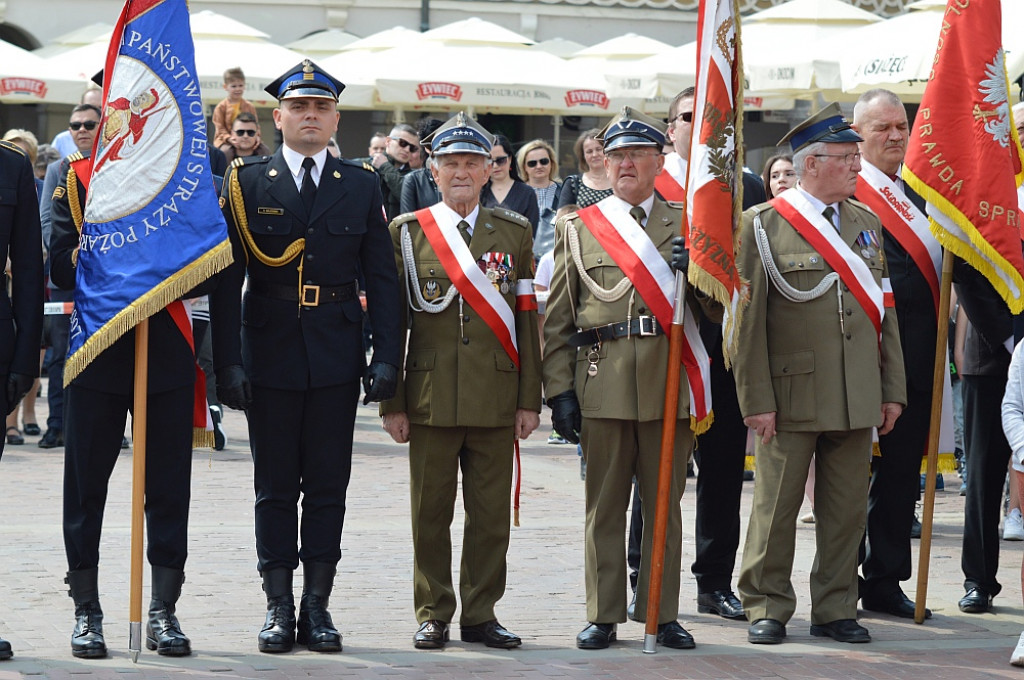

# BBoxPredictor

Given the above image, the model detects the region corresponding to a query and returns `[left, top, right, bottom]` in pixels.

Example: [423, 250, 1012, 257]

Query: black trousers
[248, 381, 359, 573]
[63, 383, 193, 571]
[862, 386, 931, 599]
[961, 374, 1011, 596]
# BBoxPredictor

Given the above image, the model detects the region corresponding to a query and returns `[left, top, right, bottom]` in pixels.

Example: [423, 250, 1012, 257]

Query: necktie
[822, 206, 837, 231]
[301, 157, 316, 215]
[458, 220, 471, 246]
[629, 205, 646, 227]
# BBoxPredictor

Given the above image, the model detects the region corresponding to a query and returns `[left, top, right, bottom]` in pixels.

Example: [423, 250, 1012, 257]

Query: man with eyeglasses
[223, 112, 271, 163]
[38, 103, 104, 452]
[543, 106, 721, 651]
[733, 103, 906, 646]
[372, 123, 419, 220]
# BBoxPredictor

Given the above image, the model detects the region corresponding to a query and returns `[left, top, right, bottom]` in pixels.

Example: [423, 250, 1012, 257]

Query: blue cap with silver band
[422, 112, 494, 157]
[265, 59, 345, 102]
[598, 106, 667, 152]
[778, 102, 862, 152]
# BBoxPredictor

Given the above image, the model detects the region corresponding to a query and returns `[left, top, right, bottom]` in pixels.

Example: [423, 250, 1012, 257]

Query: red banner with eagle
[902, 0, 1024, 312]
[687, 0, 744, 363]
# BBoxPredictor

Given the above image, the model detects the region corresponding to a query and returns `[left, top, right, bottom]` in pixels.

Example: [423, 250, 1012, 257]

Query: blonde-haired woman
[517, 139, 561, 261]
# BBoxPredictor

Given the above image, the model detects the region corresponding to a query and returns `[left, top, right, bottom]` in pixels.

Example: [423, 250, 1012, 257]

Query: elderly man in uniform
[543, 107, 718, 651]
[381, 112, 541, 650]
[734, 103, 906, 645]
[850, 88, 935, 620]
[211, 60, 401, 654]
[0, 138, 43, 661]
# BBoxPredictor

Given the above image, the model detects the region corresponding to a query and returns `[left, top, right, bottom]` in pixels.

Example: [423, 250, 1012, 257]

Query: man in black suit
[51, 142, 196, 658]
[851, 88, 935, 619]
[0, 138, 44, 661]
[211, 60, 401, 654]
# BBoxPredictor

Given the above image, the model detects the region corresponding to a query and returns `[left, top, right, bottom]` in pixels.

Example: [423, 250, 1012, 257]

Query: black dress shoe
[414, 620, 449, 649]
[38, 428, 63, 449]
[697, 590, 745, 620]
[862, 591, 931, 619]
[748, 618, 785, 644]
[460, 620, 521, 648]
[0, 635, 12, 660]
[959, 587, 993, 613]
[576, 622, 616, 650]
[810, 619, 870, 643]
[657, 620, 695, 649]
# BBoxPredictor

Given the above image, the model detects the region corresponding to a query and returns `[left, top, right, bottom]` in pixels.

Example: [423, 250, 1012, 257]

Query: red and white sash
[415, 205, 520, 368]
[857, 161, 940, 315]
[577, 197, 712, 430]
[772, 190, 889, 340]
[655, 154, 687, 203]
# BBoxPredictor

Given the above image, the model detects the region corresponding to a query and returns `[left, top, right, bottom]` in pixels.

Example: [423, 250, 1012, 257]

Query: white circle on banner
[85, 56, 181, 224]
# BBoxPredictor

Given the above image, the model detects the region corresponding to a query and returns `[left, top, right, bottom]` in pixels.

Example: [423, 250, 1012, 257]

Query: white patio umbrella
[33, 22, 113, 58]
[337, 26, 423, 52]
[286, 29, 361, 58]
[533, 38, 587, 59]
[0, 39, 88, 103]
[420, 17, 534, 46]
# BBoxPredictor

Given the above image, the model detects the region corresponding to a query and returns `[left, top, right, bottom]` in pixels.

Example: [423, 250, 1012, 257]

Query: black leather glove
[363, 361, 398, 405]
[548, 390, 582, 445]
[5, 373, 34, 416]
[670, 235, 689, 275]
[216, 364, 252, 411]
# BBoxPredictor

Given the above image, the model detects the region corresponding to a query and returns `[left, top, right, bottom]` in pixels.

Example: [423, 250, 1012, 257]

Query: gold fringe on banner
[691, 409, 715, 436]
[193, 428, 214, 450]
[871, 443, 958, 475]
[64, 239, 233, 386]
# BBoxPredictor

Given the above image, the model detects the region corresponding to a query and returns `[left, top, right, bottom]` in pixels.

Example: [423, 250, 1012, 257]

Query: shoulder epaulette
[340, 158, 376, 173]
[0, 139, 26, 157]
[391, 211, 419, 228]
[847, 197, 872, 212]
[491, 207, 531, 229]
[66, 151, 85, 163]
[665, 200, 685, 210]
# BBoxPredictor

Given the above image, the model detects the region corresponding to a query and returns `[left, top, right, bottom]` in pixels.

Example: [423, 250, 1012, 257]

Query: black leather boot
[146, 566, 191, 656]
[66, 569, 106, 659]
[0, 634, 11, 660]
[296, 562, 342, 652]
[259, 569, 295, 653]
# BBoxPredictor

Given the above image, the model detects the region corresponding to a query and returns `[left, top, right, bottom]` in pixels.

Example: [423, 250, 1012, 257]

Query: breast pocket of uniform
[404, 349, 435, 418]
[777, 251, 825, 290]
[415, 260, 451, 304]
[769, 349, 815, 424]
[326, 218, 368, 236]
[249, 213, 293, 249]
[582, 251, 624, 289]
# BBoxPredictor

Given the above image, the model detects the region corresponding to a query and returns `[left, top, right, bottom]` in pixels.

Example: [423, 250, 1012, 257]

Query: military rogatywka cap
[265, 59, 345, 102]
[423, 112, 494, 157]
[778, 102, 863, 152]
[597, 106, 667, 152]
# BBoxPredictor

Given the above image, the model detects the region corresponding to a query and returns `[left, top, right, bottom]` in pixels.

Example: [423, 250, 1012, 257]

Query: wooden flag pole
[914, 249, 953, 624]
[128, 317, 149, 662]
[643, 271, 689, 654]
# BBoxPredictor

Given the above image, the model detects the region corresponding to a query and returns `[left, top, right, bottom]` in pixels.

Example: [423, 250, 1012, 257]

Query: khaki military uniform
[733, 197, 906, 625]
[543, 198, 720, 624]
[381, 205, 542, 627]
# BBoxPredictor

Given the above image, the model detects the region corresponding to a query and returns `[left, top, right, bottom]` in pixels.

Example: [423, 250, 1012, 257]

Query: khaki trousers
[408, 424, 514, 627]
[581, 417, 692, 624]
[738, 428, 872, 625]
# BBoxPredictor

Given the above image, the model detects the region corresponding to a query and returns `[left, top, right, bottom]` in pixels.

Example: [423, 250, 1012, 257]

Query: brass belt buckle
[301, 284, 321, 307]
[639, 315, 658, 336]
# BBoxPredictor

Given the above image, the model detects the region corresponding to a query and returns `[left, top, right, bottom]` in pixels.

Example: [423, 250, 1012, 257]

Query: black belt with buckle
[568, 316, 663, 348]
[248, 280, 358, 307]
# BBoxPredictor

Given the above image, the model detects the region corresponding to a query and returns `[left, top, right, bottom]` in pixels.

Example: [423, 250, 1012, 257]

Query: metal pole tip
[642, 632, 658, 654]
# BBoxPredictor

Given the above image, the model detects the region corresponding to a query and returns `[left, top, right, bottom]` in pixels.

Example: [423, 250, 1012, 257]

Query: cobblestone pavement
[0, 401, 1021, 679]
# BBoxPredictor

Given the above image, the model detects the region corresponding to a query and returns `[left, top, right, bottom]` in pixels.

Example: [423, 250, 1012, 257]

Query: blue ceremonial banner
[65, 0, 231, 383]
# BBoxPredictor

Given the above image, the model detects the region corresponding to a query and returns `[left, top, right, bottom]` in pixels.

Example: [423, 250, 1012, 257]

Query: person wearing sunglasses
[516, 139, 561, 262]
[558, 129, 612, 211]
[223, 112, 271, 164]
[480, 134, 539, 237]
[372, 123, 419, 221]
